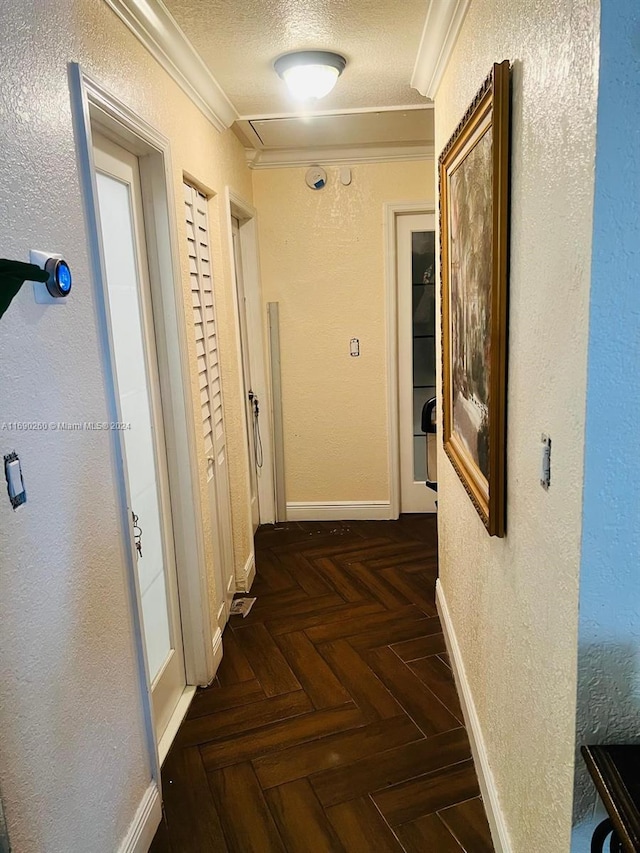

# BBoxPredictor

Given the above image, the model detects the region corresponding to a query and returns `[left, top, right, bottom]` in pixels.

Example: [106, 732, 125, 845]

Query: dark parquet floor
[150, 516, 493, 852]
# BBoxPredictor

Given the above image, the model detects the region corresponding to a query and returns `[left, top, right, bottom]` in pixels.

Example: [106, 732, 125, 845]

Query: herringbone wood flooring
[150, 516, 493, 852]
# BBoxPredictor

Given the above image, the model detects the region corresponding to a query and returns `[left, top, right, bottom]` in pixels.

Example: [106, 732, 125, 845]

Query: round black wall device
[45, 258, 72, 298]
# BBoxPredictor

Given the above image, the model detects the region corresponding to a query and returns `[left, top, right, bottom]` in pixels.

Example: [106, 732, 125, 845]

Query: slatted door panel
[184, 182, 235, 626]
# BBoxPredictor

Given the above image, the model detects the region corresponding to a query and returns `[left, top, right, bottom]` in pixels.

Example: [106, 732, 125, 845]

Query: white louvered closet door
[184, 182, 235, 630]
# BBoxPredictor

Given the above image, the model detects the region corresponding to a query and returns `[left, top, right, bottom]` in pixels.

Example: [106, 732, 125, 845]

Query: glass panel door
[397, 213, 437, 513]
[411, 231, 436, 482]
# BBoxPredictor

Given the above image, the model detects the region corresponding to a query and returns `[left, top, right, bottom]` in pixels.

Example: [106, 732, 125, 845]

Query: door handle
[422, 397, 437, 434]
[131, 510, 143, 558]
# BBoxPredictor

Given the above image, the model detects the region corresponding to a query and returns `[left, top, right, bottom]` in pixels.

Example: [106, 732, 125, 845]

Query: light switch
[4, 452, 26, 509]
[540, 434, 551, 490]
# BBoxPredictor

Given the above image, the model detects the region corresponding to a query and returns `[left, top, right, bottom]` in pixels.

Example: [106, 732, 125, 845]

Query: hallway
[150, 517, 493, 852]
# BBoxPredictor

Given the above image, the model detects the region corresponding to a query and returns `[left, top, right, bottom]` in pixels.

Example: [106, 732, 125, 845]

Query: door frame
[70, 65, 215, 768]
[225, 188, 276, 526]
[384, 201, 435, 519]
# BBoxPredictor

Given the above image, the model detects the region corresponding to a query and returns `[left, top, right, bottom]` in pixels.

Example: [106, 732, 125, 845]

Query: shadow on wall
[0, 792, 9, 853]
[572, 642, 640, 841]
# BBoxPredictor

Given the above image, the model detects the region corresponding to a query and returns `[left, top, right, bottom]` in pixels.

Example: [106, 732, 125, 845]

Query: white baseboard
[118, 782, 162, 853]
[212, 626, 223, 673]
[236, 552, 256, 592]
[157, 685, 196, 766]
[436, 579, 512, 853]
[286, 501, 394, 521]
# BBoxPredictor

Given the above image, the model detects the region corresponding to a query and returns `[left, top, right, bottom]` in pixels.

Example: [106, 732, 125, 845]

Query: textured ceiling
[162, 0, 428, 116]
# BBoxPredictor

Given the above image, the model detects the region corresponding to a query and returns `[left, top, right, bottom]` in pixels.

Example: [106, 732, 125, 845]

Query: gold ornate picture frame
[439, 60, 511, 537]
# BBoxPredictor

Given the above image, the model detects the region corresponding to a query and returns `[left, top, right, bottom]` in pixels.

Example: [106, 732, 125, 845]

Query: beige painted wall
[0, 1, 253, 849]
[434, 1, 599, 850]
[253, 161, 434, 507]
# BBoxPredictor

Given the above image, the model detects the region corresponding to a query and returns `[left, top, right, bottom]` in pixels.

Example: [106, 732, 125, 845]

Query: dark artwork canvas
[448, 128, 493, 479]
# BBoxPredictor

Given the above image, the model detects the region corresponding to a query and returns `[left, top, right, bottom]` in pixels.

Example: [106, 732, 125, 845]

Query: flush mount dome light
[274, 51, 346, 100]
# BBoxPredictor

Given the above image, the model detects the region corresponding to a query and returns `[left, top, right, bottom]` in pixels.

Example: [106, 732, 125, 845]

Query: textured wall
[572, 1, 640, 846]
[0, 1, 253, 850]
[434, 1, 599, 850]
[252, 161, 434, 505]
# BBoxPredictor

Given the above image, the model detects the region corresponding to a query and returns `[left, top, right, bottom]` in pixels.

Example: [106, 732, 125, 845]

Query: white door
[93, 134, 187, 742]
[184, 183, 235, 628]
[232, 217, 260, 533]
[397, 213, 438, 513]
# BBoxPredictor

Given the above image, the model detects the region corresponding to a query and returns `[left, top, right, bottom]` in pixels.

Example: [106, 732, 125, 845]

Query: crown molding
[411, 0, 470, 99]
[103, 0, 238, 131]
[246, 143, 434, 170]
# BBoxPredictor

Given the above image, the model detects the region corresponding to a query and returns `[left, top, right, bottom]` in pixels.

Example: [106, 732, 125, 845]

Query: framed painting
[439, 60, 511, 537]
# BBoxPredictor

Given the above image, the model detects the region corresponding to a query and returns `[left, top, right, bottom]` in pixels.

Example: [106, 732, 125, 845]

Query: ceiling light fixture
[274, 51, 347, 101]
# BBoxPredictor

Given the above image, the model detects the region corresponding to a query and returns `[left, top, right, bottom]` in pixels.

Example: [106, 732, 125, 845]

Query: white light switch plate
[30, 250, 66, 305]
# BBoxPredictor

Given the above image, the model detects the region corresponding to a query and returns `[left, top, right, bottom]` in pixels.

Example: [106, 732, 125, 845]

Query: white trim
[247, 144, 434, 170]
[70, 66, 216, 793]
[225, 202, 259, 546]
[384, 202, 435, 520]
[225, 188, 277, 525]
[245, 555, 256, 591]
[70, 65, 158, 789]
[395, 211, 438, 514]
[411, 0, 470, 99]
[72, 68, 215, 689]
[157, 685, 196, 765]
[117, 782, 162, 853]
[236, 552, 256, 592]
[286, 501, 394, 522]
[212, 627, 224, 674]
[237, 103, 434, 122]
[103, 0, 238, 131]
[227, 571, 236, 597]
[436, 579, 513, 853]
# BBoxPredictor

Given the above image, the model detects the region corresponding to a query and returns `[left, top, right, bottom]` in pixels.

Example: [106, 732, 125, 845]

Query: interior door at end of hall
[232, 217, 260, 533]
[397, 212, 438, 514]
[93, 133, 186, 743]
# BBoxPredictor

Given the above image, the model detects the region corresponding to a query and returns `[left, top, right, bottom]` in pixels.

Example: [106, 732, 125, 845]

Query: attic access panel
[246, 108, 434, 150]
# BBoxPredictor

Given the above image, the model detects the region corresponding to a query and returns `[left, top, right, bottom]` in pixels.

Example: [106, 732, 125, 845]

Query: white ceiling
[106, 0, 469, 161]
[161, 0, 429, 117]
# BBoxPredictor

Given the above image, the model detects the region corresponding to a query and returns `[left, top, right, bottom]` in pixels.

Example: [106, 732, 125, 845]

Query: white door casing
[397, 212, 438, 514]
[73, 67, 217, 791]
[184, 182, 236, 626]
[226, 189, 276, 529]
[232, 217, 260, 533]
[94, 134, 187, 742]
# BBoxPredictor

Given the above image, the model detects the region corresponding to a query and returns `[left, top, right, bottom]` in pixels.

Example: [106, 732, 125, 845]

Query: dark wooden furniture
[582, 745, 640, 852]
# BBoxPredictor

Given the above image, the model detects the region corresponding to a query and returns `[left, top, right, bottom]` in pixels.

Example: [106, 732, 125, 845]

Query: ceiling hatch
[235, 108, 434, 152]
